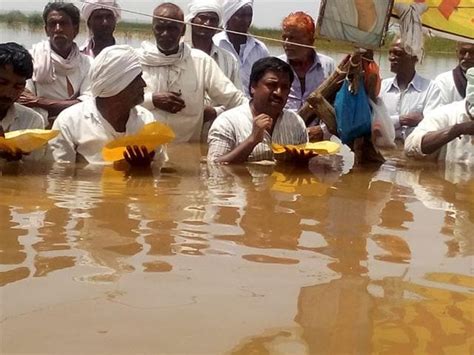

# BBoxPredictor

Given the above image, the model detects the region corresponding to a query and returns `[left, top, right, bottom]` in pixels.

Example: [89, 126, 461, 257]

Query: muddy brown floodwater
[1, 144, 473, 354]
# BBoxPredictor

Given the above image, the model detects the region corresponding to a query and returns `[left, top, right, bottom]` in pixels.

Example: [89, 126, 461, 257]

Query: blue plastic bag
[334, 78, 372, 144]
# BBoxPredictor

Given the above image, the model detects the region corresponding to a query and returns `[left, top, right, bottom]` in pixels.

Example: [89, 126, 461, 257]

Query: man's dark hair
[249, 56, 295, 96]
[0, 42, 34, 79]
[43, 2, 81, 27]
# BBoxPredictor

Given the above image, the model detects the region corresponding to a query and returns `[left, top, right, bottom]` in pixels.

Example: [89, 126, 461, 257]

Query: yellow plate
[0, 129, 59, 153]
[272, 141, 340, 155]
[102, 122, 175, 162]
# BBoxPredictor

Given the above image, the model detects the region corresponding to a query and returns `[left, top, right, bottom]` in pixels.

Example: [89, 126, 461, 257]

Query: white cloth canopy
[81, 0, 121, 24]
[90, 45, 142, 98]
[222, 0, 253, 27]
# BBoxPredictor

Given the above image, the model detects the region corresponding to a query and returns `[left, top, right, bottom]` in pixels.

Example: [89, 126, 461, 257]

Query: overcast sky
[0, 0, 322, 28]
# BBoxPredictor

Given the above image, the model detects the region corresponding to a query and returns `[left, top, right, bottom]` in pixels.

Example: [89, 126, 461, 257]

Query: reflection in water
[1, 145, 472, 353]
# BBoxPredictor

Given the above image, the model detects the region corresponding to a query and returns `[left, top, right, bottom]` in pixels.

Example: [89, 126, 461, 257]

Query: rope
[76, 0, 354, 51]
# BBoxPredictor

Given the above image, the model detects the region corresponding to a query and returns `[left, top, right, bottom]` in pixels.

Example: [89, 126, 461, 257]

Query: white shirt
[0, 103, 44, 132]
[380, 73, 443, 141]
[405, 100, 473, 164]
[48, 98, 161, 164]
[435, 70, 464, 105]
[0, 103, 45, 161]
[213, 31, 269, 97]
[26, 51, 92, 123]
[140, 45, 246, 143]
[207, 103, 308, 162]
[209, 44, 242, 90]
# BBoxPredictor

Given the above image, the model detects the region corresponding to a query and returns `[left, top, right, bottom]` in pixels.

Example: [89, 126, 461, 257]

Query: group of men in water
[0, 0, 473, 167]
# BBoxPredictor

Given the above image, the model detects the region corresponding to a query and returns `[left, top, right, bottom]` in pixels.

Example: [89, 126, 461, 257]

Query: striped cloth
[207, 103, 308, 162]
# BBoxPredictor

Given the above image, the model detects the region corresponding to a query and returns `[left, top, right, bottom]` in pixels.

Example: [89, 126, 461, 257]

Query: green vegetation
[0, 10, 458, 54]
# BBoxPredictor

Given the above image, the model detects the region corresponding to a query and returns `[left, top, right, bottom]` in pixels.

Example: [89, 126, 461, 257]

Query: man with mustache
[49, 45, 162, 167]
[80, 0, 121, 58]
[186, 0, 242, 140]
[405, 68, 474, 164]
[213, 0, 269, 97]
[435, 42, 474, 104]
[207, 57, 308, 163]
[19, 2, 91, 128]
[0, 43, 44, 162]
[138, 3, 246, 143]
[380, 39, 442, 143]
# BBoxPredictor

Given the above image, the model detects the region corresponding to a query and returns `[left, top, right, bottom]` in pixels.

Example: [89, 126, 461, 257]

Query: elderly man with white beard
[49, 45, 162, 167]
[19, 2, 92, 127]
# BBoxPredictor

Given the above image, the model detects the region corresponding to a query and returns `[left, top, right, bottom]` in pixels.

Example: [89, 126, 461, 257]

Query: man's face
[0, 64, 26, 114]
[251, 69, 291, 119]
[282, 27, 314, 61]
[120, 73, 146, 107]
[191, 11, 219, 39]
[153, 7, 185, 55]
[226, 5, 252, 33]
[45, 10, 79, 56]
[388, 43, 416, 74]
[88, 9, 116, 40]
[457, 43, 474, 72]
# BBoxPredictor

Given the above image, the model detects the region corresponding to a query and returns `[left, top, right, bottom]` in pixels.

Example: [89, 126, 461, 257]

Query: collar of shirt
[213, 31, 262, 61]
[389, 72, 424, 93]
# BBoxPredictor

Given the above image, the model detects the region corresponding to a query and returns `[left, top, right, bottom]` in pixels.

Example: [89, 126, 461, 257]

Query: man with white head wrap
[138, 3, 246, 144]
[186, 0, 242, 141]
[405, 67, 474, 164]
[213, 0, 269, 97]
[49, 45, 162, 166]
[19, 2, 91, 128]
[80, 0, 121, 58]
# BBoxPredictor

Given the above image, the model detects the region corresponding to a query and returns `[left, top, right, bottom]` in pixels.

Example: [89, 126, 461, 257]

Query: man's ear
[181, 24, 186, 37]
[250, 84, 255, 98]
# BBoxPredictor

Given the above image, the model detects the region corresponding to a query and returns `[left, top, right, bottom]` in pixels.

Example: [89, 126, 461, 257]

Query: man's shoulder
[316, 52, 335, 65]
[250, 37, 269, 53]
[212, 45, 238, 63]
[434, 70, 453, 83]
[55, 100, 90, 125]
[190, 47, 213, 60]
[215, 104, 249, 122]
[413, 73, 434, 91]
[381, 77, 395, 92]
[12, 103, 44, 128]
[134, 105, 155, 123]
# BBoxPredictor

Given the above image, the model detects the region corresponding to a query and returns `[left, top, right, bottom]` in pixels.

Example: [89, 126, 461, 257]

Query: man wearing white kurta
[405, 68, 474, 164]
[20, 2, 91, 127]
[213, 0, 269, 97]
[49, 45, 161, 165]
[138, 3, 246, 143]
[435, 42, 474, 105]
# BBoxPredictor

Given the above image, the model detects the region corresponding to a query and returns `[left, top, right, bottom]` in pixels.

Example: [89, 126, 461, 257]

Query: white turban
[222, 0, 253, 27]
[467, 67, 474, 116]
[90, 45, 142, 98]
[185, 0, 223, 27]
[81, 0, 121, 24]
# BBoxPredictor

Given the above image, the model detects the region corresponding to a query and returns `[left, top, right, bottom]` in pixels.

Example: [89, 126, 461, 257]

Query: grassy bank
[0, 10, 457, 54]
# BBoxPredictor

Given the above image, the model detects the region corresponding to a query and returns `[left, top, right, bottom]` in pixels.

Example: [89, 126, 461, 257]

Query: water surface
[1, 144, 472, 354]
